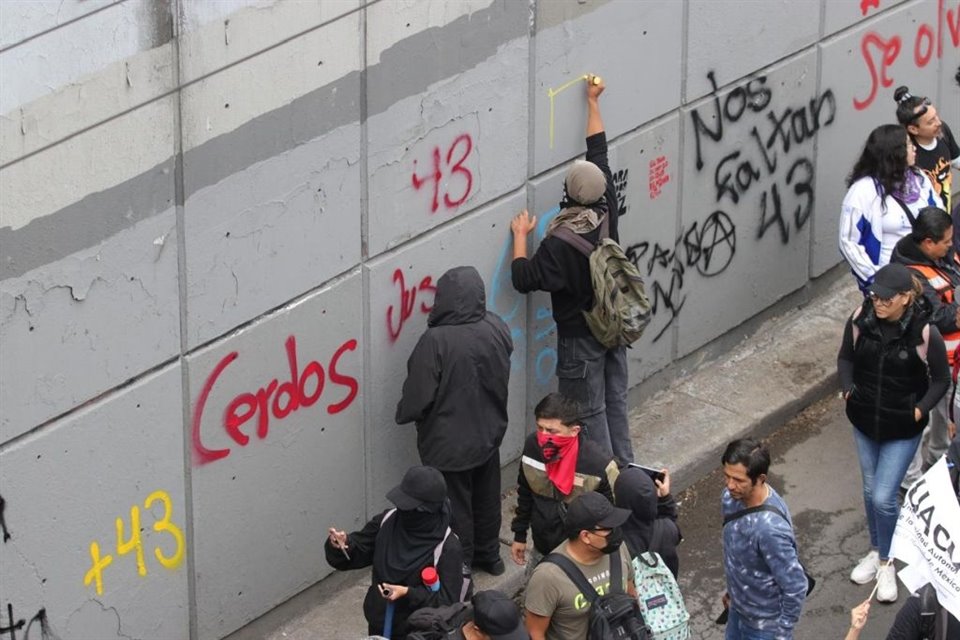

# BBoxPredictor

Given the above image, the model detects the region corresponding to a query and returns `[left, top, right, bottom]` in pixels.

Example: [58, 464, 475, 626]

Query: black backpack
[543, 552, 652, 640]
[918, 584, 948, 640]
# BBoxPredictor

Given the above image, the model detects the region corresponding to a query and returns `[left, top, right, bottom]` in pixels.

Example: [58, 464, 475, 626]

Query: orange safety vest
[906, 263, 960, 367]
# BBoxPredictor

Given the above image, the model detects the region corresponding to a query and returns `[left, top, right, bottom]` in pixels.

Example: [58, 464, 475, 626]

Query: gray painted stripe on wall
[0, 158, 175, 281]
[1, 0, 527, 281]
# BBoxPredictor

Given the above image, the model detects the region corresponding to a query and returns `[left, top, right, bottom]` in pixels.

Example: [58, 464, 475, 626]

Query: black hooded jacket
[890, 235, 960, 336]
[614, 467, 682, 578]
[396, 266, 513, 471]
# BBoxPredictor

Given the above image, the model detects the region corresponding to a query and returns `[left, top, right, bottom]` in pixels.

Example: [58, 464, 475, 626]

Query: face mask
[599, 527, 623, 555]
[536, 431, 577, 463]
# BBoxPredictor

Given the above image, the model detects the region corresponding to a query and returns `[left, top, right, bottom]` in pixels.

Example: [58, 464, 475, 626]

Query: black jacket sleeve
[396, 333, 440, 425]
[511, 464, 532, 544]
[585, 131, 620, 241]
[884, 596, 923, 640]
[404, 535, 464, 610]
[838, 316, 856, 393]
[919, 275, 960, 335]
[325, 513, 382, 571]
[918, 325, 950, 414]
[657, 494, 679, 521]
[511, 239, 569, 294]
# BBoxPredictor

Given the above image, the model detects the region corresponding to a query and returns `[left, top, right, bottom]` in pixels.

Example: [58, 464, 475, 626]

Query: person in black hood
[326, 465, 464, 638]
[396, 266, 513, 578]
[614, 466, 682, 578]
[890, 206, 960, 491]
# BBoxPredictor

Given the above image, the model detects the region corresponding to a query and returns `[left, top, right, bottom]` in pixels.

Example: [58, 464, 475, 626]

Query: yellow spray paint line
[547, 74, 589, 149]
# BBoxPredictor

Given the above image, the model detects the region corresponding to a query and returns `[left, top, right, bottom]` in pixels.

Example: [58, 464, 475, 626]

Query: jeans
[901, 384, 953, 489]
[725, 608, 779, 640]
[556, 335, 633, 464]
[852, 428, 922, 558]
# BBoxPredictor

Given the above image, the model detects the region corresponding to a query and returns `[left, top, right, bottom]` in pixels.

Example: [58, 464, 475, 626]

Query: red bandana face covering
[536, 432, 580, 495]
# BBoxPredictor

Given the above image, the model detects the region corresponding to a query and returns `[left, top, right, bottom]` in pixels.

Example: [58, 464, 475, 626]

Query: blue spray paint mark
[487, 205, 561, 386]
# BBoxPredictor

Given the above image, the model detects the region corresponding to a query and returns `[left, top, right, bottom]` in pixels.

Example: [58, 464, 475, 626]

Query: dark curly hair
[847, 124, 911, 203]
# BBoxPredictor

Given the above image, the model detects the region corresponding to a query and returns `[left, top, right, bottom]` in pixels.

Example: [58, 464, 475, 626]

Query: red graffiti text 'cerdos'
[192, 335, 359, 464]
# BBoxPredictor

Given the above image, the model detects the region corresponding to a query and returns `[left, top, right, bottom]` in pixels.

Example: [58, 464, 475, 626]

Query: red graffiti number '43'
[411, 134, 474, 213]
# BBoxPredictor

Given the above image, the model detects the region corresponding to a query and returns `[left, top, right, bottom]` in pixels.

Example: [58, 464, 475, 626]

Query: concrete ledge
[228, 275, 862, 639]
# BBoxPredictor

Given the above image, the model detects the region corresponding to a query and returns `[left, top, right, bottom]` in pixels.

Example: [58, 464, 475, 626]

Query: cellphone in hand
[628, 463, 665, 484]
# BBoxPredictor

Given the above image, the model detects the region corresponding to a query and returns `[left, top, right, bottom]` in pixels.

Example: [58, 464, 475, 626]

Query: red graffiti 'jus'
[192, 336, 359, 464]
[386, 268, 436, 342]
[411, 134, 474, 213]
[854, 0, 960, 111]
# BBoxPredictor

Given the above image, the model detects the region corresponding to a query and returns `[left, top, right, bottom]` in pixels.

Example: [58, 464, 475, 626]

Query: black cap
[473, 590, 529, 640]
[386, 466, 447, 510]
[563, 491, 631, 537]
[868, 263, 915, 299]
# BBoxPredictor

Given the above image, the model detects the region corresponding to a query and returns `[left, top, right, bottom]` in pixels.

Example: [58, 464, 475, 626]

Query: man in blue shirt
[720, 439, 807, 640]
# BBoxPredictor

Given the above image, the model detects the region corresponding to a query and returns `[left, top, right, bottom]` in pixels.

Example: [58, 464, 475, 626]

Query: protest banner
[890, 457, 960, 619]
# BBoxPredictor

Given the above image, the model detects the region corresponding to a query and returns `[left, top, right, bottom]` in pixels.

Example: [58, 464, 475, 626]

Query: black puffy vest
[845, 305, 930, 441]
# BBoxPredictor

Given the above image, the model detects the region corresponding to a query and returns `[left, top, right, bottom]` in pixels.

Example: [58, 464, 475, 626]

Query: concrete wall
[1, 0, 957, 637]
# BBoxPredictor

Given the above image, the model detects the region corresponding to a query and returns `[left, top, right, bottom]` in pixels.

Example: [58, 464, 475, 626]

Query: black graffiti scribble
[689, 71, 835, 244]
[1, 604, 55, 640]
[757, 158, 815, 243]
[625, 211, 737, 341]
[613, 168, 629, 216]
[0, 495, 10, 543]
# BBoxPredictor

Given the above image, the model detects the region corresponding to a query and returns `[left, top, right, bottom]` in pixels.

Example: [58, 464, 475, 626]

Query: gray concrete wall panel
[364, 192, 528, 512]
[813, 0, 947, 277]
[0, 365, 188, 640]
[677, 52, 822, 354]
[822, 0, 910, 37]
[183, 121, 362, 348]
[3, 1, 957, 637]
[0, 0, 171, 115]
[365, 0, 529, 255]
[0, 205, 180, 439]
[609, 116, 682, 378]
[686, 1, 820, 103]
[187, 276, 364, 640]
[532, 0, 682, 175]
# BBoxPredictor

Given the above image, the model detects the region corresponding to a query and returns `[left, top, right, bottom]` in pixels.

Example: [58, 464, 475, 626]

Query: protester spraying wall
[0, 0, 957, 638]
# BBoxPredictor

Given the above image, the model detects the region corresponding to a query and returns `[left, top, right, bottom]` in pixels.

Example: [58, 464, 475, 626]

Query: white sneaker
[876, 562, 898, 602]
[850, 549, 879, 584]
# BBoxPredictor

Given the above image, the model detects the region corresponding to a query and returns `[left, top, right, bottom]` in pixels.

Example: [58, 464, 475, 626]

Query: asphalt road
[675, 395, 905, 640]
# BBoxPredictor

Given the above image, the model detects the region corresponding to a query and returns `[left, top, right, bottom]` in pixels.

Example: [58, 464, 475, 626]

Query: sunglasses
[869, 292, 905, 305]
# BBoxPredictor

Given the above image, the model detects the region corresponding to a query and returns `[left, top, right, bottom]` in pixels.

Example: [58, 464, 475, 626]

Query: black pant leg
[471, 450, 503, 566]
[442, 468, 475, 566]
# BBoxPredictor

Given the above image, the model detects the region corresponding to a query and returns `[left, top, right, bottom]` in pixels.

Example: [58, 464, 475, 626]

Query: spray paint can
[421, 567, 440, 592]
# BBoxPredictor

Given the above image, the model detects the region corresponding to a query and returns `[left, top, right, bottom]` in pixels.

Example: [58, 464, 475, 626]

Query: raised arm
[586, 74, 605, 136]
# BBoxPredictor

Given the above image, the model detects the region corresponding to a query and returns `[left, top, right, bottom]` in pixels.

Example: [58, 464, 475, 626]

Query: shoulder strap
[434, 527, 452, 566]
[550, 226, 595, 258]
[723, 503, 788, 526]
[892, 194, 918, 227]
[381, 508, 397, 524]
[543, 553, 601, 604]
[609, 548, 623, 594]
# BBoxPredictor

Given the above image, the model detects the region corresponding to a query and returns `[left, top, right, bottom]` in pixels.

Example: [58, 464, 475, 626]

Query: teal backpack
[631, 551, 690, 640]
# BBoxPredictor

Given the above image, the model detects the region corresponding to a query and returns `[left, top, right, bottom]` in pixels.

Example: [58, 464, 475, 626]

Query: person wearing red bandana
[510, 393, 620, 570]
